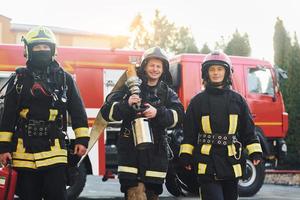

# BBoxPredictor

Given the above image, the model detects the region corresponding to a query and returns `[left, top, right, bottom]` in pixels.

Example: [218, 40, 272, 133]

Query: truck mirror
[275, 66, 288, 82]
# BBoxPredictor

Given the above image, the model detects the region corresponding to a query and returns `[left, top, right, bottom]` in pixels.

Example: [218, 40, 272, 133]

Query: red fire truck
[0, 44, 288, 198]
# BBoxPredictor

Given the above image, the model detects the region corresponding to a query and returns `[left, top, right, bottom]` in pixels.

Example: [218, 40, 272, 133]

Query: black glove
[249, 152, 263, 165]
[179, 153, 193, 170]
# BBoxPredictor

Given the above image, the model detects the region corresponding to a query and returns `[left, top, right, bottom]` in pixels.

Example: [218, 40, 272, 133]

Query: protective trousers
[16, 165, 67, 200]
[199, 179, 238, 200]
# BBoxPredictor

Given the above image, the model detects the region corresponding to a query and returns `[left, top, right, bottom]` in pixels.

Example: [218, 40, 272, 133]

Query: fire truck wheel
[66, 163, 87, 200]
[238, 159, 265, 197]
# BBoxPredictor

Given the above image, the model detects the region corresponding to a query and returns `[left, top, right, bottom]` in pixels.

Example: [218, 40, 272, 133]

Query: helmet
[141, 47, 169, 71]
[201, 51, 233, 86]
[22, 26, 57, 60]
[139, 47, 172, 85]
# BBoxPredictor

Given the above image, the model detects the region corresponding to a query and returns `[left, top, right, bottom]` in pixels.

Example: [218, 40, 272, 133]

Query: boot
[127, 182, 147, 200]
[146, 190, 159, 200]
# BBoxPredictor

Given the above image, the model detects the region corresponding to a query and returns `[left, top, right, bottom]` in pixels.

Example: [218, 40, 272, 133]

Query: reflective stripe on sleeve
[118, 166, 138, 174]
[246, 143, 263, 155]
[168, 109, 178, 128]
[0, 131, 13, 142]
[179, 144, 194, 155]
[145, 170, 167, 178]
[109, 102, 118, 121]
[74, 127, 89, 138]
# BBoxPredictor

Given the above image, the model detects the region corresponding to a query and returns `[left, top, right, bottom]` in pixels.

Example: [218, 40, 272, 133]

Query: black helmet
[139, 47, 172, 85]
[202, 51, 233, 86]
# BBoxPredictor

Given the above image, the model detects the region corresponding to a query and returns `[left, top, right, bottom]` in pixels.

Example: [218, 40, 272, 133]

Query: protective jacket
[180, 85, 262, 180]
[0, 61, 89, 170]
[101, 81, 184, 184]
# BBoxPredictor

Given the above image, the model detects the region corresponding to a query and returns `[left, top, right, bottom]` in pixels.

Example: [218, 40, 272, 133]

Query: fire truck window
[0, 76, 11, 123]
[248, 68, 274, 96]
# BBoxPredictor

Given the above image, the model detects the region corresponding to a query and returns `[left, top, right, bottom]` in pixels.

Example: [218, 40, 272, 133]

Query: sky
[1, 0, 299, 62]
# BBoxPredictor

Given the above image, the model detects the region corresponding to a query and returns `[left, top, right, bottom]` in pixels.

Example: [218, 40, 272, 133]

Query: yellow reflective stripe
[49, 109, 58, 121]
[30, 38, 53, 42]
[118, 166, 138, 174]
[168, 109, 178, 128]
[232, 164, 242, 177]
[145, 170, 167, 178]
[228, 114, 238, 134]
[20, 108, 29, 119]
[35, 150, 67, 160]
[201, 116, 212, 133]
[179, 144, 194, 155]
[14, 138, 67, 161]
[198, 163, 207, 174]
[13, 160, 37, 169]
[227, 144, 236, 157]
[16, 138, 26, 153]
[74, 127, 89, 138]
[0, 131, 13, 142]
[109, 102, 118, 121]
[201, 144, 211, 155]
[246, 143, 263, 155]
[51, 139, 61, 151]
[13, 149, 67, 161]
[36, 156, 67, 168]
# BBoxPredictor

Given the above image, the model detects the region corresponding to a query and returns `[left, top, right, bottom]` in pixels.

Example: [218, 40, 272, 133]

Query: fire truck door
[245, 65, 283, 137]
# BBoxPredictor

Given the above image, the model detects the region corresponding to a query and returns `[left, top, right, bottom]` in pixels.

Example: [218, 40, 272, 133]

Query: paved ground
[78, 175, 300, 200]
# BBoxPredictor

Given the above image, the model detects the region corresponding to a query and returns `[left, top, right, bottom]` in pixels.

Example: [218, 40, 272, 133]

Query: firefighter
[0, 26, 89, 200]
[179, 51, 263, 200]
[101, 47, 184, 200]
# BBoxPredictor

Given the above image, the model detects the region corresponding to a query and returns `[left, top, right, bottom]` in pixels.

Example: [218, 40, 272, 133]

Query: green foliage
[129, 10, 199, 54]
[171, 26, 199, 54]
[214, 36, 227, 51]
[273, 17, 291, 69]
[224, 30, 251, 56]
[273, 19, 300, 167]
[200, 43, 211, 54]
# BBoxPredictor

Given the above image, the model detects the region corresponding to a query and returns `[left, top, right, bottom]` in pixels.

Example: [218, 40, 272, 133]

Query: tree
[129, 13, 151, 49]
[171, 26, 199, 54]
[151, 10, 176, 50]
[224, 30, 251, 56]
[273, 17, 291, 69]
[214, 36, 227, 51]
[200, 43, 211, 54]
[283, 34, 300, 167]
[129, 10, 199, 53]
[273, 18, 300, 168]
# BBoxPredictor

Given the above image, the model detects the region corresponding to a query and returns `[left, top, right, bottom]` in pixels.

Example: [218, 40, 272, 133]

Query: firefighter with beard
[179, 51, 263, 200]
[0, 26, 89, 200]
[101, 47, 184, 200]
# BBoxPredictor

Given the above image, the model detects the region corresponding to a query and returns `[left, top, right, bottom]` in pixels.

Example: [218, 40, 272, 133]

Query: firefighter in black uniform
[179, 51, 263, 200]
[0, 26, 89, 200]
[101, 47, 184, 200]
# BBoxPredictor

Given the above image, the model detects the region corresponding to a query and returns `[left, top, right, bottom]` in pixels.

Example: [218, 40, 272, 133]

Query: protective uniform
[179, 51, 262, 200]
[101, 47, 184, 198]
[0, 26, 89, 200]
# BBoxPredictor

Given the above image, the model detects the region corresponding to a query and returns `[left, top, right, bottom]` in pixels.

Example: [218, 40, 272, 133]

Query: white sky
[1, 0, 299, 62]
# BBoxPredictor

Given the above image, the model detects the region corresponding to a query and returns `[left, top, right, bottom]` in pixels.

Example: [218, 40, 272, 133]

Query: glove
[249, 152, 263, 166]
[179, 153, 193, 171]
